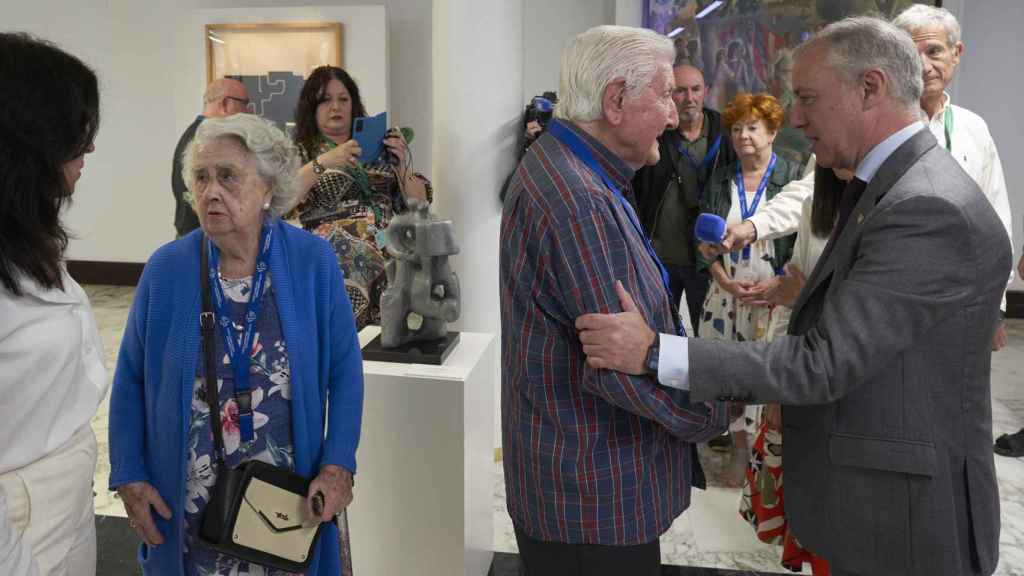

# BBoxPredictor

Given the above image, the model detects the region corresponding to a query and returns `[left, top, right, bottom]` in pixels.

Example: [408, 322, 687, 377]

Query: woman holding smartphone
[291, 66, 430, 329]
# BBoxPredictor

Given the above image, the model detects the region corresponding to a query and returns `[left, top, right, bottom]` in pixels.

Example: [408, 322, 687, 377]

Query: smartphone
[353, 111, 388, 164]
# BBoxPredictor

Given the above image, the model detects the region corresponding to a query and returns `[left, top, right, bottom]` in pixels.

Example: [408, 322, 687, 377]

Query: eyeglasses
[225, 96, 250, 107]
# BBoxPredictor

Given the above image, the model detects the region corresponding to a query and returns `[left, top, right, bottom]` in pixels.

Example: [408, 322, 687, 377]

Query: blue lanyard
[676, 134, 721, 173]
[207, 224, 273, 443]
[733, 154, 776, 262]
[548, 120, 683, 336]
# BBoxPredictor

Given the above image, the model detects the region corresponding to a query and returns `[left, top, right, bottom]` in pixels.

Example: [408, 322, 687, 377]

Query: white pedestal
[348, 326, 495, 576]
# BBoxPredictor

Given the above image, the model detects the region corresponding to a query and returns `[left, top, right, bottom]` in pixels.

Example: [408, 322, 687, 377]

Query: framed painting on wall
[206, 22, 343, 134]
[642, 0, 943, 165]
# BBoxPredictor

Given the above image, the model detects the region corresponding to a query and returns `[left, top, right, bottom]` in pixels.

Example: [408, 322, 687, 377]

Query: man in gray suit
[576, 17, 1010, 576]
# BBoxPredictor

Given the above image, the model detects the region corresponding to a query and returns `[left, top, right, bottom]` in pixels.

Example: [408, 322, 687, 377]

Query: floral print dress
[183, 274, 297, 576]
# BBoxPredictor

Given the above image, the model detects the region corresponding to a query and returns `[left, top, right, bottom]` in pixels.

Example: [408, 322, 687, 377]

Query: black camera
[524, 91, 557, 131]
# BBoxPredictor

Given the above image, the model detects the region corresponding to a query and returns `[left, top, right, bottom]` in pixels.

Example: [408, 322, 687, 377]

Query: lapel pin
[856, 213, 864, 225]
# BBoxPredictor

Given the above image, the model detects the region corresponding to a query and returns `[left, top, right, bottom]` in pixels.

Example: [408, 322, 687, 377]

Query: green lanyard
[943, 105, 954, 151]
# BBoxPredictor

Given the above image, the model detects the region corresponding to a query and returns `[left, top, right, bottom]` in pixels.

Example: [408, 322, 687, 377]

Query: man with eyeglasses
[171, 77, 250, 237]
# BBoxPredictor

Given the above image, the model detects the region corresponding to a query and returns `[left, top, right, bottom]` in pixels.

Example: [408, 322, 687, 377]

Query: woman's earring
[263, 201, 271, 210]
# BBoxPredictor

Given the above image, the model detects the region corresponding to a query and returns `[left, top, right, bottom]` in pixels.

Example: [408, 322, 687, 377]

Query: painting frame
[205, 21, 343, 132]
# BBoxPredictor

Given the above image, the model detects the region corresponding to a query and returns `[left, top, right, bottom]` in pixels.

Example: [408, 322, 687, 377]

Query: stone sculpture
[378, 199, 461, 348]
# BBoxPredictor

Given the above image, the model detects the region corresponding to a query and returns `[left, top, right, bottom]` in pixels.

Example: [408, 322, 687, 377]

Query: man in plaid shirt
[500, 25, 730, 575]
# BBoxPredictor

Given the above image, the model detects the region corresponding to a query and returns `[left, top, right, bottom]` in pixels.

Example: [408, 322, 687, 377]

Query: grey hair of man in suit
[795, 16, 923, 112]
[788, 17, 923, 171]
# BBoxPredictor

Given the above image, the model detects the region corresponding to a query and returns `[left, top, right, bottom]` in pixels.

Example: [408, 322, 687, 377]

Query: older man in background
[893, 4, 1013, 347]
[171, 77, 249, 237]
[500, 25, 728, 576]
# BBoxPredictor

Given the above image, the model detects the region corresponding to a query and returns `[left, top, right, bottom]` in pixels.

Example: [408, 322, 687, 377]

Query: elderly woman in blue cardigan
[108, 114, 364, 576]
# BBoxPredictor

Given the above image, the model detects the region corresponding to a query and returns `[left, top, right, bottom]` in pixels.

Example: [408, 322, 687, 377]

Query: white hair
[555, 25, 675, 123]
[796, 16, 923, 112]
[181, 114, 302, 217]
[893, 3, 961, 46]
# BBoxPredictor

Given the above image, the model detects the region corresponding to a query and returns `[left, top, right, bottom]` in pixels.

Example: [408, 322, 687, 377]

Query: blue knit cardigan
[108, 219, 364, 575]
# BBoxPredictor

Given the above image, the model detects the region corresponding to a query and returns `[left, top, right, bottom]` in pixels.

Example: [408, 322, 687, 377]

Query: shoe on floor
[994, 429, 1024, 457]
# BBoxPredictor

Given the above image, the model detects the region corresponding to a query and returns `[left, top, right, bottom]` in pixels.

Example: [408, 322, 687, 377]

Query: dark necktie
[831, 177, 867, 241]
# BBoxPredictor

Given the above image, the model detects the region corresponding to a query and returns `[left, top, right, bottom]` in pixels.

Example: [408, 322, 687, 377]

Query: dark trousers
[665, 263, 710, 336]
[514, 527, 661, 576]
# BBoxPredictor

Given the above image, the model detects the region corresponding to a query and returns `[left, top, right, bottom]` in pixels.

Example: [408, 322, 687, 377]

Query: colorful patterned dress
[295, 137, 431, 329]
[699, 180, 783, 436]
[183, 274, 299, 575]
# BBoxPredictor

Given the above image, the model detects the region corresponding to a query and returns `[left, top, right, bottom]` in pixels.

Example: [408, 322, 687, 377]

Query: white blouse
[0, 267, 107, 475]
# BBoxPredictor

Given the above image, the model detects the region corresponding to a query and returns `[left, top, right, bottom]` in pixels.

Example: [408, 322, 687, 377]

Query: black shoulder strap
[199, 237, 225, 462]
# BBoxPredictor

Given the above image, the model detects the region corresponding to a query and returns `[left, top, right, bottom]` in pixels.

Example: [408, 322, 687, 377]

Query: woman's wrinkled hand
[738, 277, 779, 307]
[307, 465, 354, 523]
[117, 481, 172, 547]
[319, 140, 361, 171]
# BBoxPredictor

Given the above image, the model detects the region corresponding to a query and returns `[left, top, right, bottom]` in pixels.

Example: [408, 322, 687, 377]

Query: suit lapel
[790, 129, 939, 325]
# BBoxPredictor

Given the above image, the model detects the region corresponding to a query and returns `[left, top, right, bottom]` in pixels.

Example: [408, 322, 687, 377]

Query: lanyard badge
[207, 224, 273, 443]
[731, 153, 777, 263]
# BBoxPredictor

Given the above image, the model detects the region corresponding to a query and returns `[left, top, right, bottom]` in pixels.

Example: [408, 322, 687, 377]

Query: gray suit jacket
[689, 129, 1010, 576]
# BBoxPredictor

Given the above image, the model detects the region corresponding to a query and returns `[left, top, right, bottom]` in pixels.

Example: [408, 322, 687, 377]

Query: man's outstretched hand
[576, 280, 657, 375]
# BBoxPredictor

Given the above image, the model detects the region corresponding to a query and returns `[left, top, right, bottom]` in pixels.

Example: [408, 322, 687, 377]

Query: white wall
[3, 0, 436, 264]
[521, 0, 615, 105]
[951, 0, 1024, 289]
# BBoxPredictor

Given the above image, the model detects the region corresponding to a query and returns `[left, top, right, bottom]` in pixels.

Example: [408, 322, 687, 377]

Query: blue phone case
[353, 111, 388, 164]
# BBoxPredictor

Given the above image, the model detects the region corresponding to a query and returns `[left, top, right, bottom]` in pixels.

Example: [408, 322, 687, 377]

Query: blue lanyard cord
[548, 120, 683, 336]
[676, 134, 722, 173]
[732, 154, 776, 262]
[207, 225, 273, 443]
[943, 105, 954, 151]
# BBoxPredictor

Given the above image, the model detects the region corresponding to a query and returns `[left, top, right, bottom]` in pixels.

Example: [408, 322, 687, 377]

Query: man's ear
[860, 69, 886, 110]
[952, 41, 964, 67]
[602, 79, 628, 126]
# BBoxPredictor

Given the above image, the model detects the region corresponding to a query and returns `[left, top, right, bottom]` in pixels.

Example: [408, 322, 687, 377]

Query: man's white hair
[555, 25, 674, 123]
[182, 114, 302, 217]
[893, 3, 961, 47]
[796, 16, 923, 112]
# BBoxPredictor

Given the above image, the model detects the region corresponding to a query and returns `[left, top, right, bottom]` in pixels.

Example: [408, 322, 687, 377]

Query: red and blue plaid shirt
[500, 122, 730, 546]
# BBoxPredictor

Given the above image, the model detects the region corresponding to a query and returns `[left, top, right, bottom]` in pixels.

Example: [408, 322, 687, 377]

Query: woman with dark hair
[291, 66, 430, 328]
[0, 32, 105, 575]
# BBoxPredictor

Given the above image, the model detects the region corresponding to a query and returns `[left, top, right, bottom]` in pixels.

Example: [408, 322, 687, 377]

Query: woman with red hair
[696, 92, 801, 485]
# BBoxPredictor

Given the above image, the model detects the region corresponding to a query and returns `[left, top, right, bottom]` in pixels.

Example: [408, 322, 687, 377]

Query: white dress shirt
[0, 268, 108, 475]
[927, 93, 1013, 308]
[745, 155, 816, 241]
[659, 123, 924, 390]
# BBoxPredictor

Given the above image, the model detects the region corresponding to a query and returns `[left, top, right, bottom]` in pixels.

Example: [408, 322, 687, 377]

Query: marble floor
[85, 285, 1024, 574]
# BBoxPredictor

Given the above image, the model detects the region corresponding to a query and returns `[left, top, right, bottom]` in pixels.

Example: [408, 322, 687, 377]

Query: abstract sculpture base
[361, 332, 461, 365]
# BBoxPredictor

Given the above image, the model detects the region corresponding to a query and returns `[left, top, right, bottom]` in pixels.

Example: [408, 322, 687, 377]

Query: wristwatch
[312, 157, 326, 176]
[644, 334, 660, 376]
